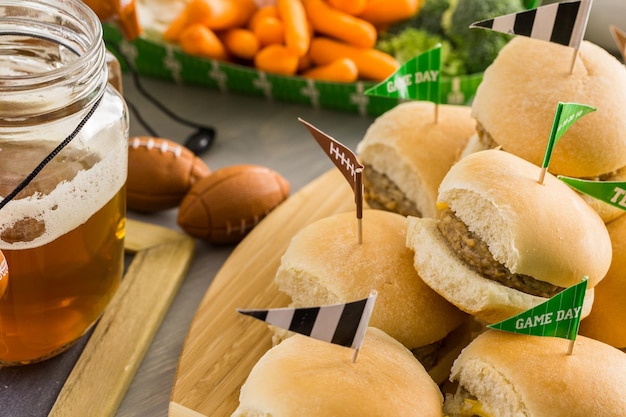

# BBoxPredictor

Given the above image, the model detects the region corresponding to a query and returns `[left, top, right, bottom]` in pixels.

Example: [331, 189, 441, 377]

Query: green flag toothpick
[364, 45, 441, 103]
[488, 278, 587, 353]
[539, 102, 596, 183]
[558, 176, 626, 212]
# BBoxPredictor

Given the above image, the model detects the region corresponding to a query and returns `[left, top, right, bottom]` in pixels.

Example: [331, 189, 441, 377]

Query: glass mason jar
[0, 0, 128, 365]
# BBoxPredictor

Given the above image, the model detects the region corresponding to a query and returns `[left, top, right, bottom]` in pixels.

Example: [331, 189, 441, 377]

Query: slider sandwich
[406, 150, 612, 324]
[231, 327, 445, 417]
[466, 36, 626, 223]
[356, 101, 476, 218]
[579, 213, 626, 349]
[444, 330, 626, 417]
[274, 209, 470, 384]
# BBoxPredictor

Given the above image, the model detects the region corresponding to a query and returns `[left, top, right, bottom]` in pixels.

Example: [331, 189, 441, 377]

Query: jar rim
[0, 0, 108, 124]
[0, 0, 103, 84]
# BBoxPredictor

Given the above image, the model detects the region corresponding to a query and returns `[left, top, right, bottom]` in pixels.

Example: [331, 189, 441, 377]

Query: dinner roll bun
[275, 209, 469, 384]
[406, 150, 611, 323]
[579, 213, 626, 348]
[444, 330, 626, 417]
[471, 36, 626, 179]
[231, 327, 444, 417]
[356, 101, 476, 218]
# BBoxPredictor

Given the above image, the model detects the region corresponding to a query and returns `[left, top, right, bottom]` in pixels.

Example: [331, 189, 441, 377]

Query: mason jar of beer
[0, 0, 128, 364]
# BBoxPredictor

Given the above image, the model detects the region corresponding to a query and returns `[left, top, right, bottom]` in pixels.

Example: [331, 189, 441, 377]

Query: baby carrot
[163, 0, 213, 42]
[308, 37, 398, 81]
[248, 4, 279, 28]
[302, 57, 358, 82]
[327, 0, 367, 16]
[357, 0, 422, 27]
[203, 0, 258, 31]
[178, 23, 230, 61]
[220, 28, 260, 60]
[276, 0, 310, 57]
[298, 53, 313, 72]
[254, 44, 300, 75]
[251, 15, 284, 46]
[303, 0, 377, 49]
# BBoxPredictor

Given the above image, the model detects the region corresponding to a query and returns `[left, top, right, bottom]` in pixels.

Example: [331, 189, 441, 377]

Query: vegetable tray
[103, 24, 483, 117]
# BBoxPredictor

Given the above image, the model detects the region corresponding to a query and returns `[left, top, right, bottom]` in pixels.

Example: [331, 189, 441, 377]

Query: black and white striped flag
[237, 291, 377, 350]
[470, 0, 593, 50]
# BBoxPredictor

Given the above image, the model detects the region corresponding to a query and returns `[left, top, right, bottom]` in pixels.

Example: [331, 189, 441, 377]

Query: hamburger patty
[437, 208, 563, 298]
[411, 339, 443, 372]
[475, 123, 499, 150]
[362, 164, 421, 217]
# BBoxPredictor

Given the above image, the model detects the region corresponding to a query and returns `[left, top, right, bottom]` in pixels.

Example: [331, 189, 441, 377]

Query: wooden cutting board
[48, 219, 196, 417]
[169, 169, 357, 417]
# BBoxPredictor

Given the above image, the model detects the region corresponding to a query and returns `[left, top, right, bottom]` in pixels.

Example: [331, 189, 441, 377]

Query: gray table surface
[116, 73, 375, 416]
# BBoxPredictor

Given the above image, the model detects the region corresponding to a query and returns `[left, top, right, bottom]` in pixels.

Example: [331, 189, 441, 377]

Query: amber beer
[0, 138, 127, 365]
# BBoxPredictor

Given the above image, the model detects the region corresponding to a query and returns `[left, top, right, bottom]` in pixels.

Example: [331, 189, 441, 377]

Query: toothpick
[538, 167, 547, 185]
[569, 48, 578, 74]
[355, 167, 364, 245]
[567, 338, 576, 355]
[349, 290, 377, 363]
[351, 347, 360, 363]
[609, 25, 626, 62]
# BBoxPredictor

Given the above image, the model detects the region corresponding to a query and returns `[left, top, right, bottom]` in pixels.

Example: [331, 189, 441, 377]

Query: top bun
[357, 101, 476, 218]
[438, 149, 611, 289]
[445, 330, 626, 417]
[232, 327, 444, 417]
[275, 209, 467, 350]
[471, 37, 626, 177]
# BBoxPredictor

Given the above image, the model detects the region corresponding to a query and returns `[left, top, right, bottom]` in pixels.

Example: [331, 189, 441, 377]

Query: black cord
[0, 95, 104, 210]
[107, 42, 217, 154]
[125, 98, 158, 137]
[0, 36, 215, 211]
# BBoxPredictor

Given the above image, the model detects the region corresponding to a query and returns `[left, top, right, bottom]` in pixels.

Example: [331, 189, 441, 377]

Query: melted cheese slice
[460, 399, 493, 417]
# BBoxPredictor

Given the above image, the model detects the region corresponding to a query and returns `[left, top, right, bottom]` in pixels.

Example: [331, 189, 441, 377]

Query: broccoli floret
[376, 0, 527, 75]
[376, 28, 465, 77]
[410, 0, 452, 37]
[445, 0, 525, 73]
[383, 0, 452, 37]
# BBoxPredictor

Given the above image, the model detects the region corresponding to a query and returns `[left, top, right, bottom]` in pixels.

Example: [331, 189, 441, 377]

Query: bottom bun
[444, 330, 626, 417]
[579, 212, 626, 347]
[232, 327, 444, 417]
[406, 217, 594, 324]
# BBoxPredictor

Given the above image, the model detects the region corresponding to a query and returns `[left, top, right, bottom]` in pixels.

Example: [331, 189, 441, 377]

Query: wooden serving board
[169, 169, 357, 417]
[47, 219, 196, 417]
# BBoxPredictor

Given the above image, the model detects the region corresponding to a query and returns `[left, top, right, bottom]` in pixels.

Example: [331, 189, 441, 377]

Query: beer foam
[0, 136, 127, 250]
